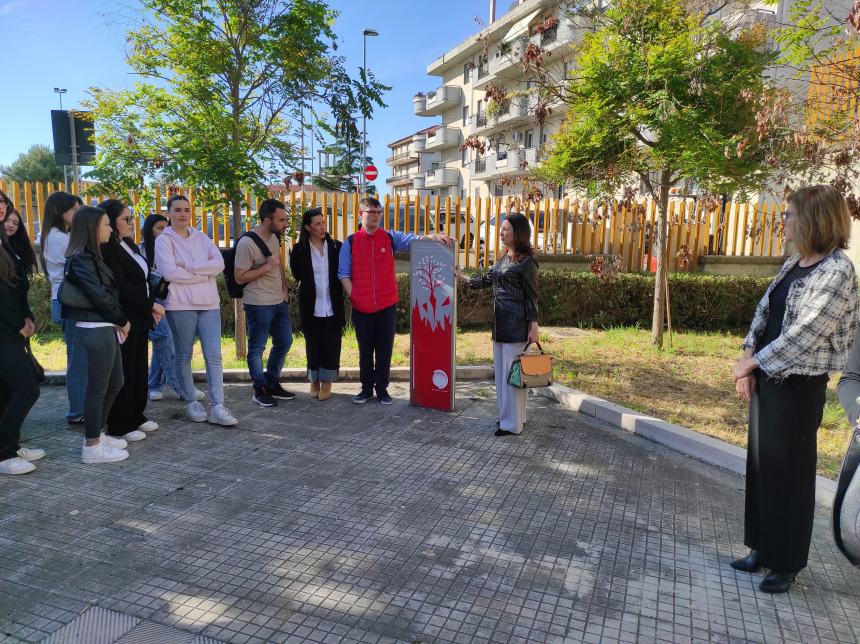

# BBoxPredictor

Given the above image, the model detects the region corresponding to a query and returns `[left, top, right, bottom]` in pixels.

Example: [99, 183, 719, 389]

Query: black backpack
[222, 232, 273, 299]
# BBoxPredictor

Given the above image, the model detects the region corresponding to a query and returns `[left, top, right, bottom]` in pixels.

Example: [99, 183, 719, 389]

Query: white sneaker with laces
[122, 430, 147, 442]
[138, 421, 159, 432]
[100, 433, 128, 450]
[81, 441, 129, 464]
[186, 401, 207, 422]
[0, 457, 36, 475]
[149, 390, 164, 401]
[17, 447, 45, 462]
[207, 405, 238, 426]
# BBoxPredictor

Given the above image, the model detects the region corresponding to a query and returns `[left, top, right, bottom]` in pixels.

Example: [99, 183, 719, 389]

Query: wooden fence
[0, 180, 783, 272]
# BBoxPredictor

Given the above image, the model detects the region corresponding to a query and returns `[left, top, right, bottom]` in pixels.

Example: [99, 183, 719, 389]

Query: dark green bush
[29, 270, 770, 336]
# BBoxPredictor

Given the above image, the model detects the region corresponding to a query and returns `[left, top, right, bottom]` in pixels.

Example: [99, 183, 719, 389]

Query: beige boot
[310, 381, 320, 398]
[318, 381, 332, 401]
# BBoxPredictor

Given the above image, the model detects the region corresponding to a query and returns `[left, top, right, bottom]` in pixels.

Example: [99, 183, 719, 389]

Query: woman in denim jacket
[731, 185, 859, 593]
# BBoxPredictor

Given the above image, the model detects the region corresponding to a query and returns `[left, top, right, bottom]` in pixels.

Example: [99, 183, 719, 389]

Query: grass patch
[31, 326, 851, 478]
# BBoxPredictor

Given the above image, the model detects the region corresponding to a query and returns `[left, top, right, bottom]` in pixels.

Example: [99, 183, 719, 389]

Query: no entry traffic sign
[364, 165, 378, 181]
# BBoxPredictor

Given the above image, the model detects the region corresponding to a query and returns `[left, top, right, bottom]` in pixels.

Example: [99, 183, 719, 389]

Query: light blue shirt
[338, 229, 419, 280]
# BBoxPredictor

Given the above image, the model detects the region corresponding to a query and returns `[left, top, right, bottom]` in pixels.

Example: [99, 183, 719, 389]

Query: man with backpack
[233, 198, 295, 407]
[339, 197, 453, 405]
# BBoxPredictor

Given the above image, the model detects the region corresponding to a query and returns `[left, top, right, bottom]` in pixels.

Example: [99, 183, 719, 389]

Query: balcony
[528, 16, 579, 54]
[423, 127, 462, 152]
[487, 38, 530, 83]
[471, 147, 539, 180]
[424, 167, 460, 188]
[414, 86, 462, 116]
[387, 167, 421, 186]
[472, 95, 531, 135]
[386, 139, 426, 165]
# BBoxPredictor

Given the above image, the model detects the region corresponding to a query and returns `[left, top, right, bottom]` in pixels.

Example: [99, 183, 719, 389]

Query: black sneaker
[377, 390, 393, 405]
[252, 386, 278, 407]
[67, 416, 85, 426]
[352, 390, 374, 404]
[266, 383, 296, 400]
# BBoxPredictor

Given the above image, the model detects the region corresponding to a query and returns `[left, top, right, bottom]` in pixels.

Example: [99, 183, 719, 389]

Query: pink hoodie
[154, 226, 224, 311]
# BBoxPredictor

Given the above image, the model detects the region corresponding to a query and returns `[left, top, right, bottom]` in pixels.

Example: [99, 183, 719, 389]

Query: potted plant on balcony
[533, 15, 559, 35]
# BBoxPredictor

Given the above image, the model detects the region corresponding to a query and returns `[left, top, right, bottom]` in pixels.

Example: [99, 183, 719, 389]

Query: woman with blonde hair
[731, 185, 859, 593]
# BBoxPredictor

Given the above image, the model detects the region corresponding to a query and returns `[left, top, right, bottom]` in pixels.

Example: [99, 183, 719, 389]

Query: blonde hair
[787, 185, 851, 257]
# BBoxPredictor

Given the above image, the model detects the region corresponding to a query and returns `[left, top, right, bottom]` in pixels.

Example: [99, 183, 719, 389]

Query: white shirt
[44, 229, 70, 299]
[310, 241, 334, 318]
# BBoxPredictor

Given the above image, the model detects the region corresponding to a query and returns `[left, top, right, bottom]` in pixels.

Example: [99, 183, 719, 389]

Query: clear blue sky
[0, 0, 491, 187]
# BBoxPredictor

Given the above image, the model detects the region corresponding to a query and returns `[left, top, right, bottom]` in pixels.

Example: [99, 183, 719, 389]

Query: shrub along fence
[28, 271, 770, 337]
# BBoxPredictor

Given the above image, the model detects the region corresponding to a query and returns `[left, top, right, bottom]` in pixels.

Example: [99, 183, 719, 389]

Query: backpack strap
[241, 231, 272, 257]
[348, 232, 395, 251]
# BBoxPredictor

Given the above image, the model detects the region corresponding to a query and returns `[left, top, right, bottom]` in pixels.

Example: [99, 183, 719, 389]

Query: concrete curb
[44, 365, 495, 386]
[536, 383, 837, 505]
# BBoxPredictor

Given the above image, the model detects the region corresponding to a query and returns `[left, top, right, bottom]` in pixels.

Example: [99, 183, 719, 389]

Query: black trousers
[78, 326, 124, 440]
[0, 341, 41, 461]
[107, 327, 149, 436]
[304, 316, 342, 380]
[352, 305, 396, 395]
[744, 370, 827, 572]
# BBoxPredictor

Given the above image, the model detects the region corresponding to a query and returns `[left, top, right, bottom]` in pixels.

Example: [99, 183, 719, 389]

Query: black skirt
[744, 370, 828, 572]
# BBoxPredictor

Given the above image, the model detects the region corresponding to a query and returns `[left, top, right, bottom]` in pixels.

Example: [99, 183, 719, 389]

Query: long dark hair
[66, 206, 106, 259]
[0, 227, 21, 288]
[4, 208, 38, 277]
[505, 213, 534, 261]
[98, 199, 135, 245]
[142, 214, 168, 268]
[41, 191, 82, 272]
[297, 207, 326, 247]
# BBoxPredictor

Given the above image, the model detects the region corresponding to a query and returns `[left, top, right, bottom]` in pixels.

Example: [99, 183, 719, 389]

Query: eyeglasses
[362, 209, 383, 215]
[118, 216, 134, 224]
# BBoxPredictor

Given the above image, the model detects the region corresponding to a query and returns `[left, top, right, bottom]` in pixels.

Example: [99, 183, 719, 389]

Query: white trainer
[138, 421, 159, 432]
[17, 447, 46, 462]
[81, 441, 129, 464]
[207, 405, 238, 426]
[186, 401, 207, 422]
[122, 430, 147, 442]
[0, 456, 36, 475]
[100, 433, 128, 450]
[194, 388, 206, 401]
[148, 390, 164, 401]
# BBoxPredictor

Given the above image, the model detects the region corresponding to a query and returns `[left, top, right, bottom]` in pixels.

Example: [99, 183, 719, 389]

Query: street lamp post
[53, 87, 67, 110]
[361, 28, 379, 195]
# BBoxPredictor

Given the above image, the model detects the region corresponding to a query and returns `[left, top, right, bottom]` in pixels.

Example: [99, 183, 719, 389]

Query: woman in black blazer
[289, 208, 344, 401]
[99, 200, 164, 441]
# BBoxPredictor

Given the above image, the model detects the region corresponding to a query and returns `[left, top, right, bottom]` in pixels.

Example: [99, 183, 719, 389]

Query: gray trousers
[77, 326, 124, 440]
[493, 341, 528, 433]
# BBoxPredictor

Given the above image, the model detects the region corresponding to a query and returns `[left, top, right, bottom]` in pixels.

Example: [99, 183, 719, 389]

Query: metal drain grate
[40, 607, 222, 644]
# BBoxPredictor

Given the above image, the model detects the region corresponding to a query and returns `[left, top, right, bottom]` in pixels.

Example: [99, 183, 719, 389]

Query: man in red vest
[339, 197, 453, 404]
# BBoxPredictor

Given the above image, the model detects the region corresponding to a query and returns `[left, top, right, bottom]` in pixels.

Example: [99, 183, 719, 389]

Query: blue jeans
[167, 309, 224, 406]
[245, 301, 293, 389]
[148, 314, 180, 394]
[52, 299, 86, 419]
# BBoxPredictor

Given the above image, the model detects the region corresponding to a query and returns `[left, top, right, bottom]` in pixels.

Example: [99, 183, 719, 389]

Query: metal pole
[361, 34, 367, 196]
[69, 110, 79, 193]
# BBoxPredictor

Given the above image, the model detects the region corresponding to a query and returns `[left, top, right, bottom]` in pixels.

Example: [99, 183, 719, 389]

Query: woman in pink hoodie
[154, 195, 237, 426]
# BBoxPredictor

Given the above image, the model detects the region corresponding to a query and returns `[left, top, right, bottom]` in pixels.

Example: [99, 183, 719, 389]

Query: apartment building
[385, 125, 442, 199]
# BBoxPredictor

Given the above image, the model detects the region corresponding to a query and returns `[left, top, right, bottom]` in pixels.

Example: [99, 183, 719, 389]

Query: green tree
[0, 145, 64, 184]
[311, 121, 379, 194]
[536, 0, 797, 348]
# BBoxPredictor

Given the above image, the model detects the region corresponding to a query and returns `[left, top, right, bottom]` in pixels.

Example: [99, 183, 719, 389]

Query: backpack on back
[222, 232, 273, 299]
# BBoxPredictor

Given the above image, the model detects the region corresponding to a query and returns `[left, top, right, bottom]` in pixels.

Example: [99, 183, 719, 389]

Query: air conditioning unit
[511, 132, 523, 142]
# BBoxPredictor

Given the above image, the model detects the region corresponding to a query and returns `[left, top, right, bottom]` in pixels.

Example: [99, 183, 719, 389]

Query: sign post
[409, 240, 456, 411]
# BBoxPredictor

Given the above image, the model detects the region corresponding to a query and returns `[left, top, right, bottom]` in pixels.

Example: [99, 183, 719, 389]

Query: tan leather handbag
[507, 342, 553, 388]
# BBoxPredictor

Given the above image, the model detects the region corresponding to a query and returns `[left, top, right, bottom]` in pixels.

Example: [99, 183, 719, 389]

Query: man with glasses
[339, 197, 453, 404]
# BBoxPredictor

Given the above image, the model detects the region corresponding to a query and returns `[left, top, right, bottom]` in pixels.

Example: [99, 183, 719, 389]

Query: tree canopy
[1, 145, 64, 184]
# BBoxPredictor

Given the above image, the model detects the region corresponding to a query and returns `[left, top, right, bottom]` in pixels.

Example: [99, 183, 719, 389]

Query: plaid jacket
[743, 249, 859, 378]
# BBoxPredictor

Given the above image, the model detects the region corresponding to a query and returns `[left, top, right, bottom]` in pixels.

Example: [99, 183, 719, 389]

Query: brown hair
[359, 197, 382, 212]
[787, 185, 851, 257]
[505, 213, 534, 260]
[66, 206, 107, 259]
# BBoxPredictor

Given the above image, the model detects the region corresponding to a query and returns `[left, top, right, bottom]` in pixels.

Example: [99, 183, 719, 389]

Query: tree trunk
[651, 169, 672, 349]
[231, 197, 247, 359]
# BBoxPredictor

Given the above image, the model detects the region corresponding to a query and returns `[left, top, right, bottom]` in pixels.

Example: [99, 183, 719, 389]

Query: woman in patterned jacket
[731, 185, 859, 593]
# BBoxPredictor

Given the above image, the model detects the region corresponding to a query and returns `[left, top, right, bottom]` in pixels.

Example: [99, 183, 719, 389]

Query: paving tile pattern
[0, 382, 858, 643]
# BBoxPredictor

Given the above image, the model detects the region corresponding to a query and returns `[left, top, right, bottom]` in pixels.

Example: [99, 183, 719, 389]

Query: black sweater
[0, 242, 34, 344]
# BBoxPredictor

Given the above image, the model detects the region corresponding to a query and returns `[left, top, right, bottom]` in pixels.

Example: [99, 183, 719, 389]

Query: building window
[525, 129, 534, 148]
[493, 185, 503, 197]
[463, 63, 471, 84]
[462, 106, 469, 126]
[461, 148, 467, 167]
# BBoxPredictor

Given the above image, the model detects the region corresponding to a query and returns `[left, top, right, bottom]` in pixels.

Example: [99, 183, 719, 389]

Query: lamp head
[362, 28, 379, 37]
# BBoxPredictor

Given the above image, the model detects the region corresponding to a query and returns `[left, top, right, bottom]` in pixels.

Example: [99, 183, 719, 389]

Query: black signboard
[51, 110, 96, 165]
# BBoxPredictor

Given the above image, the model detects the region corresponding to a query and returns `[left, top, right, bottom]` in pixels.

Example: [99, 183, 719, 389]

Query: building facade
[385, 126, 442, 199]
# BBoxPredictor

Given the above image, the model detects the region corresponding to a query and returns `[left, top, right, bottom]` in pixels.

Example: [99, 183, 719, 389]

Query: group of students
[0, 193, 464, 474]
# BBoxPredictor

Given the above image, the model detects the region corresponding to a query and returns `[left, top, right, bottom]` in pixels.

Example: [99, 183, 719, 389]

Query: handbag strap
[521, 341, 544, 354]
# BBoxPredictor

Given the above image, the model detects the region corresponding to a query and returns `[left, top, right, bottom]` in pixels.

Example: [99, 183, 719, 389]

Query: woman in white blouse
[290, 208, 345, 401]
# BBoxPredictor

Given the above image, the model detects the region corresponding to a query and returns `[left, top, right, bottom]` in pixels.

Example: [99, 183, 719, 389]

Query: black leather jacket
[470, 253, 538, 343]
[62, 249, 129, 326]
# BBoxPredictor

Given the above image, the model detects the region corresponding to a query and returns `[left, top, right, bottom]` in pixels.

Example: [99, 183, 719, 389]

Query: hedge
[29, 270, 770, 335]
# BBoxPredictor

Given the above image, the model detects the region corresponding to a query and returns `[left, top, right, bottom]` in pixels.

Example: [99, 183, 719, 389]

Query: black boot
[760, 571, 797, 593]
[730, 550, 762, 573]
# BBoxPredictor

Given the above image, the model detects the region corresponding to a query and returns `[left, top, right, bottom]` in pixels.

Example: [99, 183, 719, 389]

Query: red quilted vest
[349, 227, 398, 314]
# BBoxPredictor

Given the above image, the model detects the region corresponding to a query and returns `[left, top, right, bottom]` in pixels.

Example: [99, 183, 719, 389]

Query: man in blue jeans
[234, 199, 295, 407]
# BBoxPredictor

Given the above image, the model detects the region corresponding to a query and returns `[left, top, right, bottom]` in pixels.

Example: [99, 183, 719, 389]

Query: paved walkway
[1, 383, 858, 643]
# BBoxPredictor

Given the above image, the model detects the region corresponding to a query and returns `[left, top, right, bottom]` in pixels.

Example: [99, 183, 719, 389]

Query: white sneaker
[100, 433, 128, 450]
[122, 430, 147, 442]
[0, 457, 36, 475]
[17, 447, 46, 462]
[194, 388, 206, 401]
[148, 390, 164, 401]
[138, 421, 159, 432]
[207, 405, 238, 426]
[186, 401, 207, 423]
[81, 440, 129, 464]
